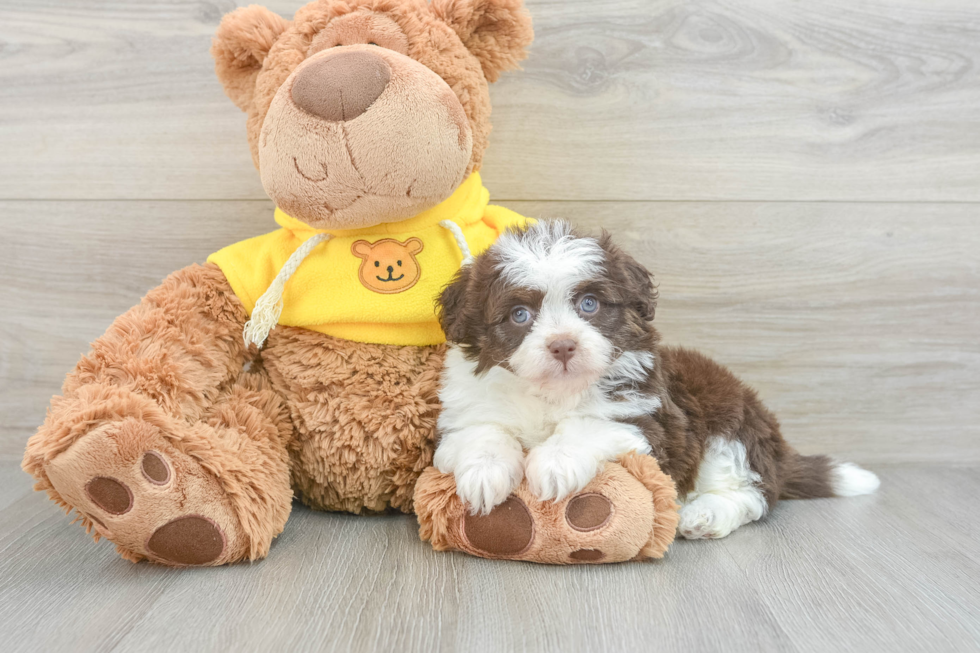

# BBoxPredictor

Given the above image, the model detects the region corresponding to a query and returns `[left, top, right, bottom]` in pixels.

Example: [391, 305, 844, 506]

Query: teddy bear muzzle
[259, 44, 474, 232]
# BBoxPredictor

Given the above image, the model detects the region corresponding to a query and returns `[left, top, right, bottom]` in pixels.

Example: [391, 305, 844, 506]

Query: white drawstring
[243, 232, 331, 348]
[439, 220, 474, 265]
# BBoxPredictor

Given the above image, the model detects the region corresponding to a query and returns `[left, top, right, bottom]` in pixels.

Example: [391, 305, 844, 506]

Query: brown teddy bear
[23, 0, 678, 566]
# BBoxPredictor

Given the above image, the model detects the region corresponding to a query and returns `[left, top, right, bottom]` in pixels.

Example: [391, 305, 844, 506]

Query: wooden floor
[2, 0, 980, 651]
[1, 462, 978, 652]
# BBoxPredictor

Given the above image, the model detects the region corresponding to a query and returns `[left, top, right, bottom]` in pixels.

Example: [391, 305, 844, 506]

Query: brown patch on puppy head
[597, 231, 658, 322]
[352, 237, 424, 294]
[438, 246, 544, 374]
[211, 0, 533, 229]
[564, 231, 658, 356]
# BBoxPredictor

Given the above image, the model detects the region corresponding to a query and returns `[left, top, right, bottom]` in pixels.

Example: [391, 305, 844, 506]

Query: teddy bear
[23, 0, 679, 566]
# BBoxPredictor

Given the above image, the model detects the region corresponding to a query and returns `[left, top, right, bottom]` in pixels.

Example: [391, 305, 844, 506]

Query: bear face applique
[352, 237, 424, 294]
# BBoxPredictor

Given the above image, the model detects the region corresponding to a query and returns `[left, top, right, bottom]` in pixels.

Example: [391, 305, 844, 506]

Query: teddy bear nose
[291, 50, 391, 122]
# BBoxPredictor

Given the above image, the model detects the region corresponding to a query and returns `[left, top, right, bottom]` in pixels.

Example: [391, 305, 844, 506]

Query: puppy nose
[548, 339, 577, 365]
[291, 50, 391, 122]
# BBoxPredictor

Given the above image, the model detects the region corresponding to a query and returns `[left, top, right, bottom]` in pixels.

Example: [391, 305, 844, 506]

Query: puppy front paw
[454, 455, 524, 516]
[525, 445, 600, 503]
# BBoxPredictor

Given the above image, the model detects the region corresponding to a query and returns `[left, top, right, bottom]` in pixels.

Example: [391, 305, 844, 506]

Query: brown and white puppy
[434, 221, 879, 539]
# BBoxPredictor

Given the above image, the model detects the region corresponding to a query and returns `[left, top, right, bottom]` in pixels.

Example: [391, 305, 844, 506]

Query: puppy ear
[211, 5, 290, 112]
[623, 255, 658, 321]
[438, 264, 475, 344]
[600, 232, 658, 321]
[431, 0, 534, 83]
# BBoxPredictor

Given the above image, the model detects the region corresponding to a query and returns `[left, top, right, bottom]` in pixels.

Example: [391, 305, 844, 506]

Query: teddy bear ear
[211, 5, 290, 112]
[431, 0, 534, 83]
[351, 240, 372, 258]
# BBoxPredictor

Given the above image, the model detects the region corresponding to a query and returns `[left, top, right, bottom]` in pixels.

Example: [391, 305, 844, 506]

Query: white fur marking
[678, 437, 768, 540]
[524, 417, 651, 502]
[493, 220, 605, 293]
[434, 424, 525, 515]
[831, 462, 880, 496]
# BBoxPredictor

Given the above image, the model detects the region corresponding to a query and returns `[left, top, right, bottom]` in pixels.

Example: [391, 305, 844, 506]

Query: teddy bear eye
[368, 42, 378, 46]
[397, 260, 402, 266]
[374, 261, 380, 267]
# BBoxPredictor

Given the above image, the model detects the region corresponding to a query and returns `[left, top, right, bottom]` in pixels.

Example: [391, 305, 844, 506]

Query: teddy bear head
[212, 0, 532, 231]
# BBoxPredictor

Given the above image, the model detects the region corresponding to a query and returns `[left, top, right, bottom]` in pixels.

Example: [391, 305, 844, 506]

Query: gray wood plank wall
[1, 0, 978, 466]
[2, 3, 979, 653]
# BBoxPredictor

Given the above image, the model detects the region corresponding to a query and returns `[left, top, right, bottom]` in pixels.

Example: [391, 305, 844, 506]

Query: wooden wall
[2, 0, 978, 462]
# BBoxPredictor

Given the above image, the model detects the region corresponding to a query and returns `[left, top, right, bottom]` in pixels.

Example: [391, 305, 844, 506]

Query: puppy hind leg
[677, 437, 768, 540]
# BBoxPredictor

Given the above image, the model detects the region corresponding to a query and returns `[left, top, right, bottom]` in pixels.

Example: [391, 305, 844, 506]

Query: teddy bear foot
[40, 418, 249, 566]
[414, 453, 680, 564]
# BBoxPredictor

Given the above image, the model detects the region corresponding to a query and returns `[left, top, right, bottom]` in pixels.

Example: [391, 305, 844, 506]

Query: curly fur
[263, 328, 444, 514]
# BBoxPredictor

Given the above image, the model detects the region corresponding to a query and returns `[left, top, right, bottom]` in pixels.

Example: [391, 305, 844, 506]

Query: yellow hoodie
[207, 173, 529, 347]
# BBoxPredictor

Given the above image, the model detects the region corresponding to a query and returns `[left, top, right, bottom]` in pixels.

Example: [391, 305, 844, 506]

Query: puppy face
[439, 221, 658, 396]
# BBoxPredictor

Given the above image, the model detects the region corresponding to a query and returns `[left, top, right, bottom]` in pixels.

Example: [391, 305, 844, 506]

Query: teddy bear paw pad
[42, 420, 244, 565]
[141, 451, 171, 485]
[146, 515, 226, 565]
[565, 493, 613, 531]
[85, 477, 133, 515]
[462, 496, 534, 557]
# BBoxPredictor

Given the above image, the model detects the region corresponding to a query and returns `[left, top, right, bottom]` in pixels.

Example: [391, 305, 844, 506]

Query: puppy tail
[780, 453, 880, 500]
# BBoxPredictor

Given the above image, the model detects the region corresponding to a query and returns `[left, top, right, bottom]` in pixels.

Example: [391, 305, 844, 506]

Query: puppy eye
[511, 306, 532, 325]
[579, 295, 599, 314]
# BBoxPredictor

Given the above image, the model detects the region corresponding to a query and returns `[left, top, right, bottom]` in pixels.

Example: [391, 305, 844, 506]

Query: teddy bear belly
[260, 326, 445, 514]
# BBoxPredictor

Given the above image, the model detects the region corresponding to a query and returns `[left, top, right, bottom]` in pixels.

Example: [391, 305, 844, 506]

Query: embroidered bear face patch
[351, 237, 424, 294]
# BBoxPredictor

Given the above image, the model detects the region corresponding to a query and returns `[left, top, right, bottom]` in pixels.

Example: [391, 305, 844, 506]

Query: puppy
[433, 220, 879, 539]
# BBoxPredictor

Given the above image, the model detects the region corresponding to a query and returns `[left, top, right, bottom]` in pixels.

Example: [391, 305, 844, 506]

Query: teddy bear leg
[24, 263, 295, 566]
[35, 370, 293, 566]
[415, 453, 680, 564]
